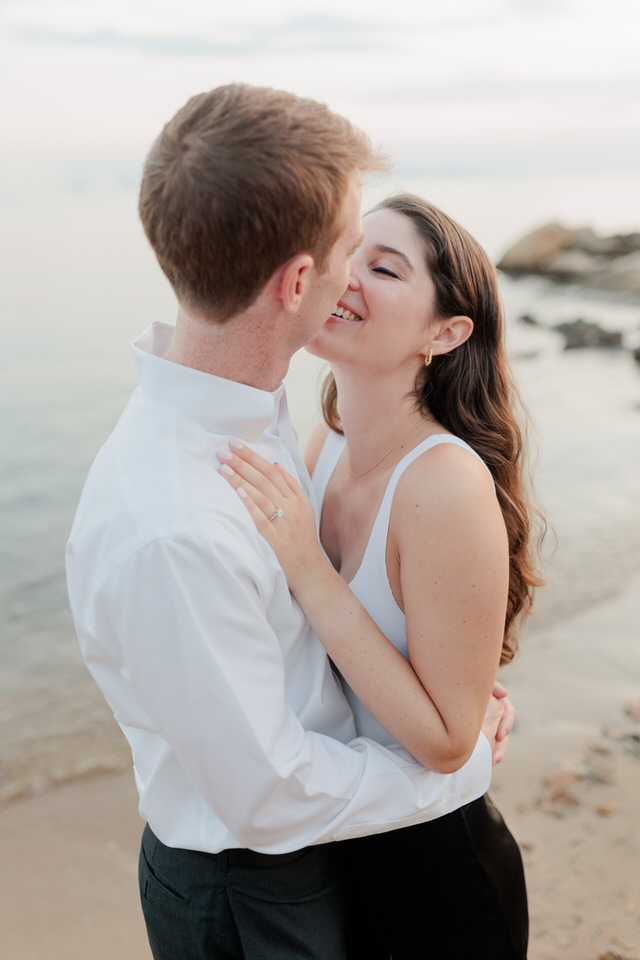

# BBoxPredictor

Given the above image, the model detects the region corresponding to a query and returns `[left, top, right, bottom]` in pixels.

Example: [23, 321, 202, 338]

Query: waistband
[207, 846, 309, 869]
[144, 824, 309, 870]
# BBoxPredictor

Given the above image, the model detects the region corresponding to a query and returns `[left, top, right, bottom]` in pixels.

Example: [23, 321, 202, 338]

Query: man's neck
[163, 305, 291, 392]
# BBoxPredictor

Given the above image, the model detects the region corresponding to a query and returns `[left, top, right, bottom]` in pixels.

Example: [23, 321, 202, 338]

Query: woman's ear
[277, 253, 315, 313]
[427, 315, 474, 357]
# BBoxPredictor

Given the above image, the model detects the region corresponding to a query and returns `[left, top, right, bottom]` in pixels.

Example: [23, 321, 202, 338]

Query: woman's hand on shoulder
[217, 442, 327, 594]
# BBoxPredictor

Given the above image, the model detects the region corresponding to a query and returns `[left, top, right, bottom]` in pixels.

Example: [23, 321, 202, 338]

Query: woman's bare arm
[217, 441, 508, 772]
[390, 444, 509, 770]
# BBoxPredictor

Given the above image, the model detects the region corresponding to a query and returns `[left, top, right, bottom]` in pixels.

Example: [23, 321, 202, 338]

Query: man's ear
[277, 253, 315, 313]
[427, 315, 474, 357]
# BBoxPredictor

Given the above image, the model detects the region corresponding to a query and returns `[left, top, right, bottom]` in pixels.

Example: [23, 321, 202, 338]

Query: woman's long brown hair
[321, 193, 545, 664]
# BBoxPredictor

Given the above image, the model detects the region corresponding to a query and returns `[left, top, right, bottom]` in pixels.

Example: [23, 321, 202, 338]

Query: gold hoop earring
[424, 349, 433, 367]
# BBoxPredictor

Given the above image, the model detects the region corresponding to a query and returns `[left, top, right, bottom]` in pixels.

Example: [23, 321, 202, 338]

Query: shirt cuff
[452, 731, 492, 808]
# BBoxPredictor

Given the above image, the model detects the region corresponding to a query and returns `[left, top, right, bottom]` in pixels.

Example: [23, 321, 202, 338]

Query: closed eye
[372, 266, 399, 278]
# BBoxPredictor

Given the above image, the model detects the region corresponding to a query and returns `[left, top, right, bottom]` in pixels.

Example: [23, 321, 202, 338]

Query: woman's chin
[305, 328, 330, 359]
[305, 318, 364, 364]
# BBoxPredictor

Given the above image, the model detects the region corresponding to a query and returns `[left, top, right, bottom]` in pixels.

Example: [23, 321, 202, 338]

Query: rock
[598, 953, 637, 960]
[517, 314, 538, 326]
[553, 318, 623, 350]
[544, 249, 602, 280]
[589, 250, 640, 296]
[578, 233, 622, 255]
[496, 223, 640, 298]
[536, 768, 581, 813]
[497, 223, 585, 273]
[608, 232, 640, 255]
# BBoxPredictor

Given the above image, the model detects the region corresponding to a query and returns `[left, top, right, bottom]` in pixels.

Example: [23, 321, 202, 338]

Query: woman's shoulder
[390, 437, 505, 557]
[394, 435, 496, 511]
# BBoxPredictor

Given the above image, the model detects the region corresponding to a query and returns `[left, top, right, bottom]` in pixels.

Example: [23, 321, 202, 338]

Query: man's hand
[482, 681, 515, 766]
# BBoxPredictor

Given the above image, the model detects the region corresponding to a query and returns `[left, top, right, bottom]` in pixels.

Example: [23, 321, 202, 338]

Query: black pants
[336, 794, 528, 959]
[139, 825, 347, 959]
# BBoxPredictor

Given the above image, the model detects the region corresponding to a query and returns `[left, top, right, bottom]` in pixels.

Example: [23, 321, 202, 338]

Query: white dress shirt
[66, 321, 491, 854]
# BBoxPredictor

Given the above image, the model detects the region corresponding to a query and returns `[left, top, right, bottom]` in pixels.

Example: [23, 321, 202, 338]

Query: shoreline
[2, 278, 639, 957]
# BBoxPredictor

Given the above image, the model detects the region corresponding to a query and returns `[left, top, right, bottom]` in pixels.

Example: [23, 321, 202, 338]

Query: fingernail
[229, 440, 245, 451]
[218, 448, 232, 461]
[220, 464, 234, 476]
[237, 487, 247, 499]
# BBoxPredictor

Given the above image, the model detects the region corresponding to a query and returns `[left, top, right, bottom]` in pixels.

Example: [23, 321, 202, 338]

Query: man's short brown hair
[139, 84, 384, 322]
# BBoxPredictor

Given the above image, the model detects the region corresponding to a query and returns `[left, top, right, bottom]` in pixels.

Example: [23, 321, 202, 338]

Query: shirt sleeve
[86, 531, 491, 853]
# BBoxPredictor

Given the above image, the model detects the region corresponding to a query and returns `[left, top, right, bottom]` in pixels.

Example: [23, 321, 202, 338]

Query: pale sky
[2, 0, 639, 181]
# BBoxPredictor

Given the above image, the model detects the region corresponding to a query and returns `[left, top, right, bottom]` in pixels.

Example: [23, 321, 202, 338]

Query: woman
[218, 194, 542, 958]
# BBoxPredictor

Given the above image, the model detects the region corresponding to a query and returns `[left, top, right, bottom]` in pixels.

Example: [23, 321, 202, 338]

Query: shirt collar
[132, 322, 285, 441]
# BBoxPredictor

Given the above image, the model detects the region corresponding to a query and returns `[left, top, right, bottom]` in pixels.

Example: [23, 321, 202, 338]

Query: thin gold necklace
[347, 424, 422, 478]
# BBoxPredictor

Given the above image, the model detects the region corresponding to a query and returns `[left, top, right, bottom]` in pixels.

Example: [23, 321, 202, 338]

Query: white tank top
[311, 430, 493, 747]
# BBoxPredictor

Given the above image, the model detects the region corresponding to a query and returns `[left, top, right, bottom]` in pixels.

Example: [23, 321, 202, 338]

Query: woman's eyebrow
[374, 244, 413, 272]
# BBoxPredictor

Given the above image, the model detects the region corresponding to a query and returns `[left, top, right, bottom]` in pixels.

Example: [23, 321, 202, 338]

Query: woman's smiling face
[307, 206, 438, 373]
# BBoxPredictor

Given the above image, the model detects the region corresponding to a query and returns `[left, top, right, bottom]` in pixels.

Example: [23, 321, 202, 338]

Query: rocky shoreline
[497, 223, 640, 298]
[497, 224, 640, 363]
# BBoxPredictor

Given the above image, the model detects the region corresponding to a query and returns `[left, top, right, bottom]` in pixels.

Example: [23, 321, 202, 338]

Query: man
[66, 84, 504, 960]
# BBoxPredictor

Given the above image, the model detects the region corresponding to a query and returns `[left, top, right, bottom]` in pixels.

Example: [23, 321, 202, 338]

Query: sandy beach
[2, 569, 639, 959]
[492, 572, 640, 959]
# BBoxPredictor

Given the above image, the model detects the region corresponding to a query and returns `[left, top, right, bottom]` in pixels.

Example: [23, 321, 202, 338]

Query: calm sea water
[1, 172, 639, 804]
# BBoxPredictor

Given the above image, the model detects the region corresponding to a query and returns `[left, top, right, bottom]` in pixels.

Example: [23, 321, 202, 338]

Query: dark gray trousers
[139, 824, 347, 959]
[336, 794, 529, 959]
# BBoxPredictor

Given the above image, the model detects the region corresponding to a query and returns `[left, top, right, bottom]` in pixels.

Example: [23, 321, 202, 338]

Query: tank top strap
[383, 433, 492, 511]
[353, 434, 494, 593]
